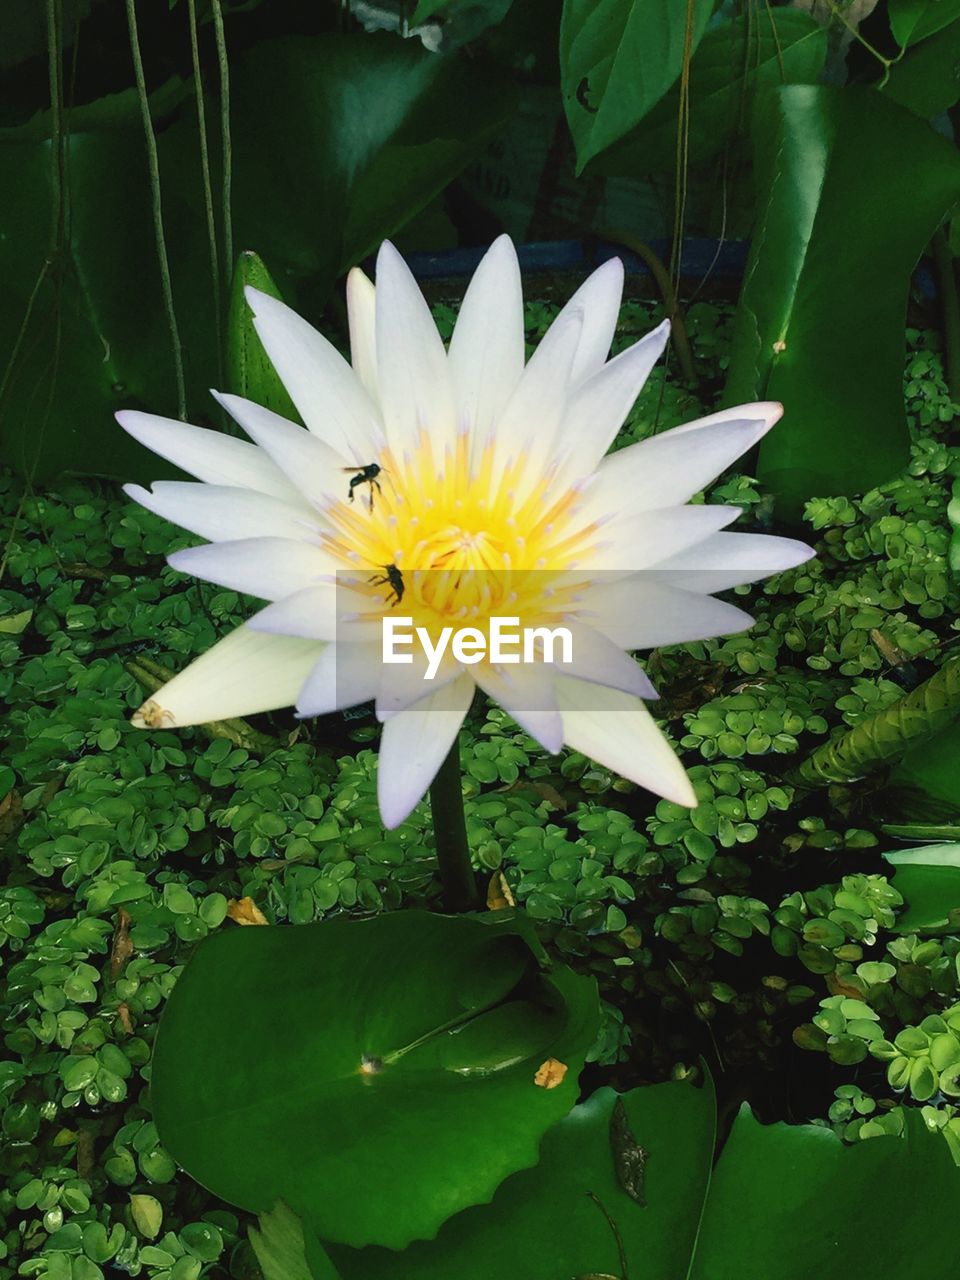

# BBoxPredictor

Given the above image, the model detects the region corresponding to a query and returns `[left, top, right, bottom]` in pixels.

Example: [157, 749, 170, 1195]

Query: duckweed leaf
[249, 1202, 342, 1280]
[151, 911, 598, 1250]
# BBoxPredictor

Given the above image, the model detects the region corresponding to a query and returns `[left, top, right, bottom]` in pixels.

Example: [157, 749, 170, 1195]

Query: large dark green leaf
[203, 34, 515, 298]
[689, 1106, 959, 1277]
[334, 1078, 960, 1279]
[2, 35, 513, 482]
[889, 0, 960, 48]
[333, 1079, 715, 1280]
[724, 85, 960, 520]
[559, 0, 716, 174]
[151, 911, 598, 1251]
[884, 16, 960, 116]
[0, 83, 215, 482]
[888, 718, 960, 809]
[595, 8, 827, 176]
[883, 843, 960, 932]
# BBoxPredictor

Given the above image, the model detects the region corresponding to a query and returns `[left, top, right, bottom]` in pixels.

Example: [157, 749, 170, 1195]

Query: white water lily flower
[118, 237, 813, 828]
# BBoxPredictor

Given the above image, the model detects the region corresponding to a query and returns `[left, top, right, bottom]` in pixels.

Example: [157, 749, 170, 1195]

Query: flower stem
[429, 736, 479, 913]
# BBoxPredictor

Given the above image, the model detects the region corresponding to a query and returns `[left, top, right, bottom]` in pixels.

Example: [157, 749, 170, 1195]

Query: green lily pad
[151, 911, 598, 1250]
[334, 1079, 714, 1280]
[332, 1078, 960, 1279]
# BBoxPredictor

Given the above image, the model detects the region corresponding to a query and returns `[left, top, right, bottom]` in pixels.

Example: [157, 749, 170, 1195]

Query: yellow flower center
[322, 432, 599, 632]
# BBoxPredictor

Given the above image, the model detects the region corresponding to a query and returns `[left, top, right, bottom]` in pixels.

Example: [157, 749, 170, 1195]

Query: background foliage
[4, 297, 960, 1275]
[6, 0, 960, 1275]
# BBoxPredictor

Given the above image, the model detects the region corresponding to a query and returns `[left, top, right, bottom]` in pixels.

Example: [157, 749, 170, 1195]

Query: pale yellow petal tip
[131, 699, 176, 730]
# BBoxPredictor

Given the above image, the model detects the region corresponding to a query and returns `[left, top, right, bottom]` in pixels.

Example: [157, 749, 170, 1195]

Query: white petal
[346, 266, 379, 404]
[648, 531, 815, 592]
[246, 288, 384, 460]
[295, 642, 381, 717]
[167, 537, 334, 601]
[247, 582, 383, 642]
[377, 675, 475, 829]
[557, 677, 696, 806]
[551, 621, 658, 698]
[130, 625, 322, 728]
[554, 320, 670, 479]
[116, 411, 298, 500]
[448, 235, 524, 442]
[213, 391, 349, 508]
[375, 643, 460, 721]
[584, 504, 741, 573]
[588, 402, 783, 514]
[375, 241, 455, 457]
[555, 256, 625, 385]
[472, 662, 564, 754]
[488, 302, 585, 485]
[124, 481, 318, 544]
[578, 577, 754, 649]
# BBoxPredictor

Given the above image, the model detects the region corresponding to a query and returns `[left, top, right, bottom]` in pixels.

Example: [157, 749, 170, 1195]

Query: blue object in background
[401, 237, 937, 303]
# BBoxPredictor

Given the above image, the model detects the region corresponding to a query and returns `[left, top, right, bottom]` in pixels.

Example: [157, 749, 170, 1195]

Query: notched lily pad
[151, 910, 599, 1250]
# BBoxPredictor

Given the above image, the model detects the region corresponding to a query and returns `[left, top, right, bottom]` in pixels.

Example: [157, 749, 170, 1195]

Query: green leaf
[883, 843, 960, 932]
[594, 9, 827, 175]
[333, 1079, 715, 1280]
[724, 85, 960, 520]
[689, 1107, 959, 1276]
[334, 1082, 960, 1279]
[884, 16, 960, 116]
[226, 252, 299, 422]
[0, 608, 32, 634]
[888, 718, 960, 808]
[0, 82, 216, 483]
[193, 34, 516, 299]
[151, 911, 599, 1250]
[2, 36, 513, 481]
[411, 0, 510, 24]
[128, 1195, 163, 1241]
[559, 0, 715, 174]
[249, 1202, 342, 1280]
[889, 0, 960, 48]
